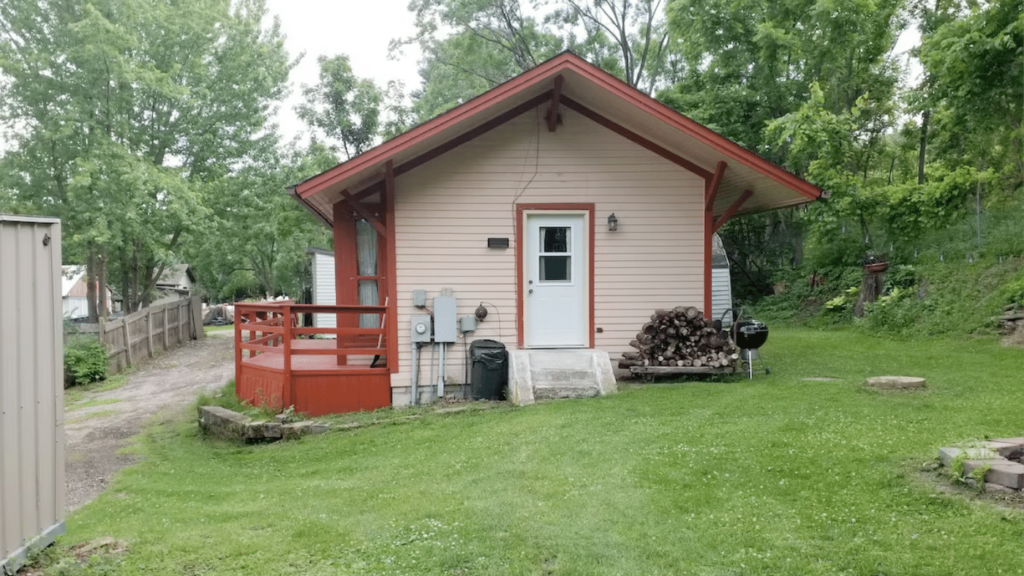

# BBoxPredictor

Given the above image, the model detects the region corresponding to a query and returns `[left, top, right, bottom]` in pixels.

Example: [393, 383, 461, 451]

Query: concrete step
[508, 349, 616, 405]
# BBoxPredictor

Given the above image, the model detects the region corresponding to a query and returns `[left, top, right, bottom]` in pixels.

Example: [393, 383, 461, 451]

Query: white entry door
[525, 213, 586, 347]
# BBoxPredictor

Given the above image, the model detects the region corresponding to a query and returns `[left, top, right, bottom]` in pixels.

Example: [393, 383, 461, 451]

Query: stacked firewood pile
[618, 306, 739, 370]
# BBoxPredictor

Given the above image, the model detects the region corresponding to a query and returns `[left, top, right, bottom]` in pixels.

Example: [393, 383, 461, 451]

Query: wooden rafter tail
[547, 74, 564, 132]
[339, 189, 386, 236]
[714, 190, 755, 233]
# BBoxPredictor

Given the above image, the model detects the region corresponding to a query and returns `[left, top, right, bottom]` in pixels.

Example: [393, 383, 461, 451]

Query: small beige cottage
[233, 52, 824, 414]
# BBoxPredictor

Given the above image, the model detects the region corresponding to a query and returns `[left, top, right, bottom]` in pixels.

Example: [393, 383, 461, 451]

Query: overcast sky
[264, 0, 423, 145]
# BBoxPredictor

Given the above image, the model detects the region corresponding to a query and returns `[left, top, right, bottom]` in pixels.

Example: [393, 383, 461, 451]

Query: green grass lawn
[53, 327, 1022, 575]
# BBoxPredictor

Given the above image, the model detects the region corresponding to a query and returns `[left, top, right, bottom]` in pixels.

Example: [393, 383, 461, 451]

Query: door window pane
[540, 227, 569, 253]
[540, 255, 571, 282]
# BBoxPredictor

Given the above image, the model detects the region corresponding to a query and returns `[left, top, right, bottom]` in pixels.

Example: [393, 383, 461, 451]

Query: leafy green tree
[0, 0, 292, 315]
[187, 144, 335, 301]
[394, 0, 673, 120]
[298, 55, 384, 159]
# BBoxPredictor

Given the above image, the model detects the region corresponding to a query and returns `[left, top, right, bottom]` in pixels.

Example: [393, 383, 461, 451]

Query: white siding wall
[390, 106, 705, 404]
[62, 296, 88, 319]
[310, 251, 336, 334]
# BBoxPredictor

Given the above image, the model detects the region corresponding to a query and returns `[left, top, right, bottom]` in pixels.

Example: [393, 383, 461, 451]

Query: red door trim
[515, 203, 596, 349]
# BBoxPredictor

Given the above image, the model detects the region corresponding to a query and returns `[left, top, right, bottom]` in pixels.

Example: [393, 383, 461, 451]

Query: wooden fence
[71, 296, 205, 374]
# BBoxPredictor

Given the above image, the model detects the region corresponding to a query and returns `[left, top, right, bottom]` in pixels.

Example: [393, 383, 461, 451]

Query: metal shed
[0, 215, 66, 574]
[710, 233, 733, 327]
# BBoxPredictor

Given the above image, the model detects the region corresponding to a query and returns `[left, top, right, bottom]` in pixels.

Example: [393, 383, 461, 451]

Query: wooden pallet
[629, 365, 737, 382]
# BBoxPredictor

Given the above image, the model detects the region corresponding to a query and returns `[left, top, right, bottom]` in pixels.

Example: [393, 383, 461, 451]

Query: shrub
[64, 336, 109, 387]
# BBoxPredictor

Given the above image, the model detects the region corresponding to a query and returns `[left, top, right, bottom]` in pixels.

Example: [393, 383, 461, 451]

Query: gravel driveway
[64, 331, 234, 511]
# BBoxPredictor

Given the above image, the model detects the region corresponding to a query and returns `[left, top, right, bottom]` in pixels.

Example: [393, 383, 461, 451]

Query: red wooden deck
[234, 303, 392, 416]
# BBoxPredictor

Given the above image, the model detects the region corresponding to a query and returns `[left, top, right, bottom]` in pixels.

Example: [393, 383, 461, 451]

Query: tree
[394, 0, 673, 121]
[187, 144, 335, 301]
[298, 55, 384, 159]
[0, 0, 292, 315]
[547, 0, 672, 92]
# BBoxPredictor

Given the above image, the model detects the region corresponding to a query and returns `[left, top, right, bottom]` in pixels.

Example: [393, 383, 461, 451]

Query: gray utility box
[410, 315, 432, 343]
[432, 296, 457, 343]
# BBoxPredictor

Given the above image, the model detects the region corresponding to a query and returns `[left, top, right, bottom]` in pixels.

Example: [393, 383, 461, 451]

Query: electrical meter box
[412, 289, 427, 308]
[432, 296, 457, 343]
[410, 315, 432, 343]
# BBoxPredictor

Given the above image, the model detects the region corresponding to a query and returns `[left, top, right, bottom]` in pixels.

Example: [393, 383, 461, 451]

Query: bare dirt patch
[64, 332, 234, 511]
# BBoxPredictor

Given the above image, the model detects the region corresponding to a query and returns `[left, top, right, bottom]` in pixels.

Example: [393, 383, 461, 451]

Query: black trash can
[469, 339, 507, 400]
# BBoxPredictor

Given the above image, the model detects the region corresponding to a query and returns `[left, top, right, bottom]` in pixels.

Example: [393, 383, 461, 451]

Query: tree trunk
[86, 249, 98, 323]
[97, 246, 108, 319]
[918, 110, 930, 185]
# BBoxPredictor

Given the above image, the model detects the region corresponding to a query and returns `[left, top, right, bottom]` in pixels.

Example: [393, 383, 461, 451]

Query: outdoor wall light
[607, 213, 618, 231]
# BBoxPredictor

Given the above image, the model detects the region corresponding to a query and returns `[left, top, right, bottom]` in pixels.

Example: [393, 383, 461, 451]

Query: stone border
[865, 376, 926, 390]
[198, 406, 328, 443]
[937, 438, 1024, 492]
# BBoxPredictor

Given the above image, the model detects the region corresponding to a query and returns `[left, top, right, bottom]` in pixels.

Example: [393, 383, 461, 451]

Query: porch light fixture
[607, 213, 618, 232]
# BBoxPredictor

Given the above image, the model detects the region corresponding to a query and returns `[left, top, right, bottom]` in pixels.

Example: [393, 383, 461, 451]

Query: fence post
[163, 305, 169, 350]
[180, 301, 187, 342]
[122, 318, 133, 368]
[146, 308, 154, 358]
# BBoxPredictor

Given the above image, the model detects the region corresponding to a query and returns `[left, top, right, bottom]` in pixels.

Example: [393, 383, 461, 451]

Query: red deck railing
[233, 301, 393, 415]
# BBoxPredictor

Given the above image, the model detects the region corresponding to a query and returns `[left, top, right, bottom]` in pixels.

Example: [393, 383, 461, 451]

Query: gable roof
[290, 52, 825, 224]
[61, 266, 86, 298]
[157, 264, 195, 288]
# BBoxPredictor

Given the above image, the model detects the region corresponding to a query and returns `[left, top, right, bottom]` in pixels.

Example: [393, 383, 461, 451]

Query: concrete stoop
[508, 349, 617, 405]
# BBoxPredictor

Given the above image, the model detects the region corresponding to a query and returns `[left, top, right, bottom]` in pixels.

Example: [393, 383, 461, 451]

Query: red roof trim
[295, 52, 823, 202]
[555, 58, 822, 201]
[295, 55, 576, 198]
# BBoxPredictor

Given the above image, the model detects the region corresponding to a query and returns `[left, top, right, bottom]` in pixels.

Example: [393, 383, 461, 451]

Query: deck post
[384, 160, 399, 374]
[234, 305, 242, 401]
[704, 161, 727, 318]
[282, 304, 292, 410]
[333, 202, 359, 366]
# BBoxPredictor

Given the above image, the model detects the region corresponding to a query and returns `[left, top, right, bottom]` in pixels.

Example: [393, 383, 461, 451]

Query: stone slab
[987, 461, 1024, 490]
[865, 376, 926, 390]
[507, 351, 535, 406]
[533, 385, 601, 400]
[990, 437, 1024, 445]
[281, 421, 311, 440]
[984, 440, 1024, 459]
[938, 447, 1002, 467]
[198, 405, 252, 441]
[508, 349, 617, 406]
[964, 460, 1024, 490]
[985, 482, 1019, 495]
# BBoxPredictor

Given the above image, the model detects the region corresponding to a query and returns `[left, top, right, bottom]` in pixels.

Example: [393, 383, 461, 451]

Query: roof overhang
[292, 52, 825, 225]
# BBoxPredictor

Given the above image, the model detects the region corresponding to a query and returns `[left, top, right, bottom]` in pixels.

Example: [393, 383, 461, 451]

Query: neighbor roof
[290, 52, 825, 224]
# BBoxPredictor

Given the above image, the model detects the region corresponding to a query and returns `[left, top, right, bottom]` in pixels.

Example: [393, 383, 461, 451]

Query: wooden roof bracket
[339, 189, 386, 236]
[704, 161, 727, 212]
[713, 190, 755, 233]
[547, 75, 564, 132]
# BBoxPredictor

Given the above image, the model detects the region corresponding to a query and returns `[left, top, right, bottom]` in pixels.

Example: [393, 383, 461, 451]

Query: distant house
[151, 264, 196, 306]
[61, 266, 113, 319]
[157, 264, 195, 292]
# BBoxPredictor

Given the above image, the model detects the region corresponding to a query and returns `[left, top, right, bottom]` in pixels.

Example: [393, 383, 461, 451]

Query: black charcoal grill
[725, 310, 771, 379]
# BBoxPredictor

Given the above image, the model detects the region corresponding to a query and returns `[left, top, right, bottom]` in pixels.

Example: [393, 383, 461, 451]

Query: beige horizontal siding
[390, 105, 705, 403]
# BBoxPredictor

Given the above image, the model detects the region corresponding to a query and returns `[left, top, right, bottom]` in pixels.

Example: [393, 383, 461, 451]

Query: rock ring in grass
[864, 376, 926, 390]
